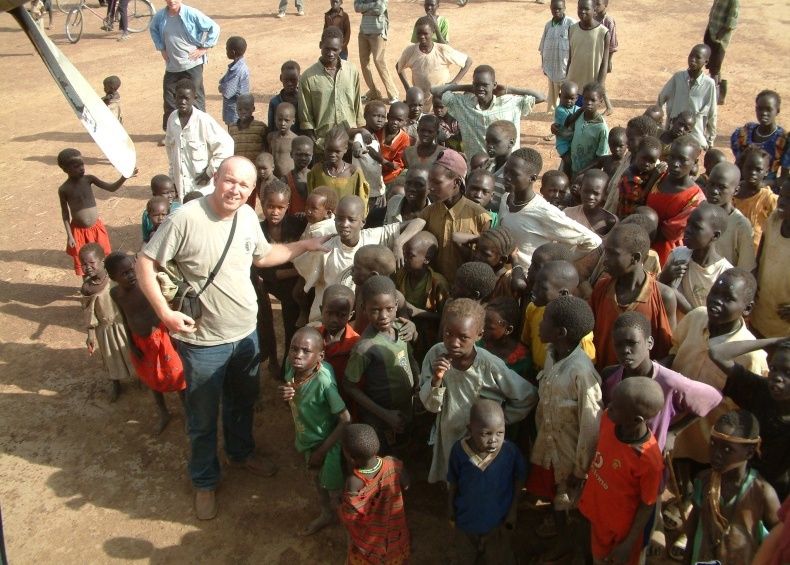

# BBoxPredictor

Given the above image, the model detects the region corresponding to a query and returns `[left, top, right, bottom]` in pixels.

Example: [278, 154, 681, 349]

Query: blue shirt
[150, 4, 220, 64]
[554, 105, 575, 156]
[219, 57, 250, 125]
[447, 438, 527, 535]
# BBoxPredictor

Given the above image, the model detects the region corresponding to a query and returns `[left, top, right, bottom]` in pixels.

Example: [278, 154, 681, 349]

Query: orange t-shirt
[579, 412, 664, 563]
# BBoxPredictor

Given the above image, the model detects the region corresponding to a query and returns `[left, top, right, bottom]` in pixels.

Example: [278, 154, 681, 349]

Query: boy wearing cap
[419, 149, 491, 284]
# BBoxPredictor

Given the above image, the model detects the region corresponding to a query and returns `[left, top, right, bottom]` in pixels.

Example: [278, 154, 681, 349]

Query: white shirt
[165, 107, 234, 200]
[658, 70, 718, 149]
[352, 133, 384, 198]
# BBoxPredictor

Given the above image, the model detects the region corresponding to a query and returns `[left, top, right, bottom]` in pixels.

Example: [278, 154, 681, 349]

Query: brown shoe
[194, 489, 217, 520]
[225, 454, 278, 477]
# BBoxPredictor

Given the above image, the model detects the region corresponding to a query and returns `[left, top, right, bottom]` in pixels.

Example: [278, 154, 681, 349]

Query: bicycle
[65, 0, 153, 44]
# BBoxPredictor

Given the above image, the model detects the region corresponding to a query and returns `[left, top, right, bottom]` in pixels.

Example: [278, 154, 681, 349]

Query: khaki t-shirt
[143, 198, 271, 345]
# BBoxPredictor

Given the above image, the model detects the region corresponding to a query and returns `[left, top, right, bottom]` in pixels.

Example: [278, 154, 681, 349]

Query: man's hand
[161, 309, 197, 334]
[304, 234, 333, 253]
[188, 47, 208, 60]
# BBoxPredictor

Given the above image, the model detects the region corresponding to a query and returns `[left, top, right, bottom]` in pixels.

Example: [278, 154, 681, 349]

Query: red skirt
[130, 324, 186, 393]
[525, 464, 557, 499]
[66, 218, 112, 275]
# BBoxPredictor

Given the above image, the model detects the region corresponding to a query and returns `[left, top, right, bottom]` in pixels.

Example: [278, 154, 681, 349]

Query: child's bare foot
[300, 510, 335, 536]
[156, 410, 172, 435]
[109, 380, 121, 402]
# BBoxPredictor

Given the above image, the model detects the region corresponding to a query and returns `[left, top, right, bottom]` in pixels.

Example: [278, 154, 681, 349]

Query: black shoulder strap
[195, 212, 238, 298]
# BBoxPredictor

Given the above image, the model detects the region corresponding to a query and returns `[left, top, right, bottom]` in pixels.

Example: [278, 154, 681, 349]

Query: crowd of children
[51, 0, 790, 562]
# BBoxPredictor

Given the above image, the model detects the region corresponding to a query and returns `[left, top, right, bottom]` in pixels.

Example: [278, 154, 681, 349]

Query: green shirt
[286, 362, 347, 453]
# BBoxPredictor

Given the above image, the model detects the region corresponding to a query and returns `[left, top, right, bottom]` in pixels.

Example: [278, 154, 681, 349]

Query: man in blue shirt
[150, 0, 220, 140]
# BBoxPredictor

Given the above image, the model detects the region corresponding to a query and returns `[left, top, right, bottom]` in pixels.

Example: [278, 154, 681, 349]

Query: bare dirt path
[1, 0, 788, 562]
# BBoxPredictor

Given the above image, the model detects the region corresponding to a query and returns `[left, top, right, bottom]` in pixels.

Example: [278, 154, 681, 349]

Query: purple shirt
[603, 361, 722, 452]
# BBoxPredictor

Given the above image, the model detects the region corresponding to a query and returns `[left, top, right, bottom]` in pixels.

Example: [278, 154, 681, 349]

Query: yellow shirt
[752, 211, 790, 337]
[521, 302, 597, 369]
[733, 187, 777, 249]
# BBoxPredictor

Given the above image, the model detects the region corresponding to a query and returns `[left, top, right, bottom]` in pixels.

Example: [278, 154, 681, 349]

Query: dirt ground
[0, 0, 788, 562]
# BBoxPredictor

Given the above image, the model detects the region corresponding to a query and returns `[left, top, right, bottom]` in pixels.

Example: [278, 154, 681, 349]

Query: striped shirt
[354, 0, 389, 38]
[538, 16, 575, 83]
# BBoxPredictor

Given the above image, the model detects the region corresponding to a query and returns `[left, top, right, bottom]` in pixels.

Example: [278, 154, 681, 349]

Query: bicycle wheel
[55, 0, 79, 14]
[64, 8, 83, 43]
[126, 0, 153, 33]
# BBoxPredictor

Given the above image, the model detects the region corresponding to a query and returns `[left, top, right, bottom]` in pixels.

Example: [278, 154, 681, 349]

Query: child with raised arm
[339, 423, 410, 564]
[731, 90, 788, 186]
[404, 115, 443, 170]
[448, 399, 526, 564]
[268, 61, 301, 132]
[684, 410, 781, 564]
[279, 327, 351, 536]
[578, 377, 665, 565]
[566, 81, 609, 177]
[307, 127, 371, 210]
[733, 147, 778, 249]
[267, 103, 298, 178]
[563, 169, 617, 237]
[218, 36, 250, 127]
[79, 244, 134, 402]
[420, 299, 536, 484]
[283, 136, 314, 214]
[106, 253, 186, 434]
[57, 148, 129, 276]
[615, 136, 662, 218]
[646, 135, 706, 265]
[538, 0, 575, 112]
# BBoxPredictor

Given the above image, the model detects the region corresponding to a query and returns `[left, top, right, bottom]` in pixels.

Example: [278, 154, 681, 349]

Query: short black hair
[703, 148, 727, 170]
[485, 296, 520, 327]
[226, 35, 247, 55]
[637, 135, 662, 155]
[613, 377, 665, 420]
[532, 242, 574, 264]
[275, 102, 296, 118]
[415, 15, 434, 30]
[609, 223, 651, 257]
[487, 119, 516, 141]
[717, 268, 758, 303]
[146, 195, 170, 213]
[104, 251, 131, 277]
[57, 148, 81, 168]
[671, 135, 702, 158]
[582, 81, 606, 98]
[509, 147, 543, 176]
[608, 126, 627, 143]
[361, 274, 398, 303]
[311, 186, 339, 211]
[281, 60, 301, 74]
[582, 168, 609, 186]
[406, 231, 439, 261]
[418, 113, 440, 130]
[473, 64, 496, 80]
[693, 202, 728, 234]
[467, 168, 495, 187]
[544, 295, 595, 344]
[325, 124, 350, 147]
[756, 89, 781, 109]
[292, 326, 325, 351]
[613, 311, 651, 339]
[542, 169, 568, 187]
[477, 226, 514, 257]
[355, 245, 396, 276]
[454, 261, 497, 300]
[621, 213, 657, 240]
[292, 135, 314, 151]
[715, 409, 760, 440]
[740, 145, 771, 169]
[323, 284, 355, 308]
[342, 423, 380, 461]
[103, 75, 121, 89]
[175, 77, 196, 93]
[321, 26, 344, 43]
[626, 115, 659, 138]
[183, 191, 203, 204]
[364, 99, 387, 116]
[263, 182, 291, 202]
[443, 297, 486, 327]
[78, 242, 106, 261]
[150, 174, 174, 194]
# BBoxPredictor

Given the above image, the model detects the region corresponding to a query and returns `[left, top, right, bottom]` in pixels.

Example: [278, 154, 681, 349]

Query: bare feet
[300, 510, 335, 536]
[109, 380, 121, 403]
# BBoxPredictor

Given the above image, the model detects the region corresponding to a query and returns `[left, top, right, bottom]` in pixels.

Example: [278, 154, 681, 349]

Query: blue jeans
[176, 330, 260, 490]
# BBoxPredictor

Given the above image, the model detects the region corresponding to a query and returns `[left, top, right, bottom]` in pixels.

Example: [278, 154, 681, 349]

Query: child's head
[625, 115, 660, 155]
[485, 120, 516, 160]
[467, 399, 506, 455]
[683, 202, 727, 251]
[352, 244, 397, 286]
[413, 16, 435, 49]
[767, 340, 790, 402]
[225, 35, 247, 60]
[474, 226, 514, 271]
[320, 284, 355, 334]
[405, 165, 430, 207]
[275, 102, 296, 134]
[755, 90, 781, 128]
[57, 148, 84, 178]
[666, 136, 701, 181]
[710, 410, 760, 473]
[255, 152, 275, 182]
[482, 296, 520, 345]
[593, 0, 608, 17]
[704, 162, 740, 208]
[687, 44, 711, 75]
[174, 78, 197, 111]
[405, 86, 424, 119]
[607, 127, 628, 161]
[423, 0, 439, 15]
[621, 209, 658, 243]
[342, 423, 380, 468]
[579, 169, 608, 211]
[334, 195, 365, 246]
[403, 231, 438, 273]
[526, 242, 574, 291]
[329, 0, 343, 10]
[105, 251, 136, 289]
[291, 135, 315, 171]
[305, 186, 338, 224]
[608, 377, 665, 433]
[451, 261, 497, 301]
[540, 170, 570, 208]
[576, 0, 595, 25]
[429, 149, 467, 202]
[669, 111, 695, 139]
[442, 298, 485, 359]
[703, 148, 727, 176]
[465, 169, 496, 209]
[469, 153, 489, 171]
[279, 60, 301, 95]
[504, 148, 543, 194]
[364, 100, 388, 132]
[386, 102, 409, 135]
[706, 268, 756, 328]
[146, 196, 170, 231]
[78, 243, 106, 279]
[361, 275, 399, 334]
[262, 184, 291, 226]
[324, 126, 350, 167]
[603, 223, 651, 276]
[739, 147, 770, 190]
[471, 65, 497, 107]
[415, 114, 439, 147]
[632, 136, 662, 176]
[643, 105, 664, 129]
[549, 0, 566, 20]
[150, 174, 176, 203]
[581, 81, 605, 118]
[539, 295, 595, 348]
[288, 327, 325, 375]
[236, 94, 255, 122]
[559, 80, 578, 108]
[612, 311, 653, 372]
[102, 75, 121, 95]
[532, 260, 579, 307]
[432, 95, 449, 118]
